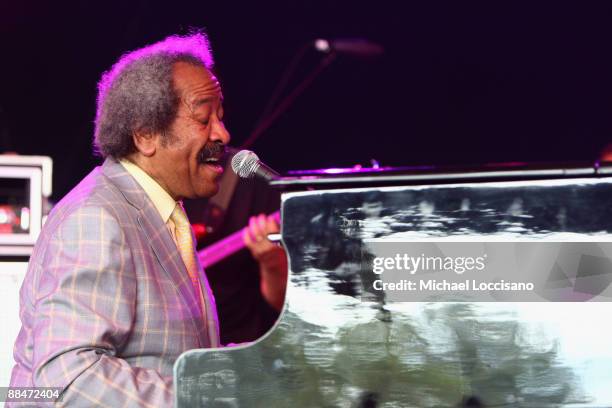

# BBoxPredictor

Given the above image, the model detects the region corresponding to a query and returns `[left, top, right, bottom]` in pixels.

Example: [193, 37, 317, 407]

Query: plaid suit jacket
[9, 158, 219, 407]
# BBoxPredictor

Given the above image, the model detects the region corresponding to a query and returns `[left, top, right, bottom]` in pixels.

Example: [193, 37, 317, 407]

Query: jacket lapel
[101, 158, 208, 347]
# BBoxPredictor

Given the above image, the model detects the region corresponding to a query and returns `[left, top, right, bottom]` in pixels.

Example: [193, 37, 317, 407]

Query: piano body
[175, 163, 612, 407]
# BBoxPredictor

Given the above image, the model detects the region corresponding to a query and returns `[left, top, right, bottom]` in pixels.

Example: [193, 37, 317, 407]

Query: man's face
[150, 62, 230, 200]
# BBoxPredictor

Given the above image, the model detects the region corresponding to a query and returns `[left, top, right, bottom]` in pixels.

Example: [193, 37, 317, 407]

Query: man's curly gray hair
[93, 33, 214, 159]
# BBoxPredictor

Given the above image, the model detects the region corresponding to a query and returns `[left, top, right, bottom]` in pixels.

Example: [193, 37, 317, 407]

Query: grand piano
[175, 162, 612, 407]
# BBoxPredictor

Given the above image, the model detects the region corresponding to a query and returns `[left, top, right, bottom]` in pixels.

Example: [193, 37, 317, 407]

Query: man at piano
[185, 150, 288, 345]
[9, 32, 252, 406]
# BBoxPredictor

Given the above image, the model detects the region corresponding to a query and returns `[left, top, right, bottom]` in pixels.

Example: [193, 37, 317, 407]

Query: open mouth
[202, 157, 221, 165]
[198, 143, 227, 173]
[201, 156, 223, 172]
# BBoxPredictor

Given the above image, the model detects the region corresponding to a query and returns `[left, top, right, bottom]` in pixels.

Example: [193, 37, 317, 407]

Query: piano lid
[271, 160, 612, 190]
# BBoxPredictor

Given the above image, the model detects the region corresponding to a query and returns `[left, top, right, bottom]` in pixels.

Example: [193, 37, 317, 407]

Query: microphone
[313, 38, 384, 57]
[231, 150, 280, 181]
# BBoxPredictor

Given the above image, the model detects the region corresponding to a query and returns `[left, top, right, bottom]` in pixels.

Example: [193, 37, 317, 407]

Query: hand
[243, 214, 288, 311]
[243, 214, 280, 262]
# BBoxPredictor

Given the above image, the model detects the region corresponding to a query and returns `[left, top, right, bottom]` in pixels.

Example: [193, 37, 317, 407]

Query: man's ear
[132, 129, 159, 157]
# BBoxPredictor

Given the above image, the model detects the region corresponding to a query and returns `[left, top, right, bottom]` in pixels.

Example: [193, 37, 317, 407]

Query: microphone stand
[256, 43, 312, 124]
[240, 45, 337, 150]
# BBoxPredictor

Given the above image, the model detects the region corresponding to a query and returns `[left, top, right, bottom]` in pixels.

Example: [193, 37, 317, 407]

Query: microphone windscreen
[231, 150, 260, 178]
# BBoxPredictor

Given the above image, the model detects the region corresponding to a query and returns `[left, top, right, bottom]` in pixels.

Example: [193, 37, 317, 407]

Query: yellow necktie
[170, 203, 218, 346]
[171, 204, 201, 292]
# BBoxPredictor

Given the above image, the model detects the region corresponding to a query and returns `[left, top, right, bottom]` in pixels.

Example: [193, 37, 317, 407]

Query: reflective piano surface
[175, 163, 612, 407]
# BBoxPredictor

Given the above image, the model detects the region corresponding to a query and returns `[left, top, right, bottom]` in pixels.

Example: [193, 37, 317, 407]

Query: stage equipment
[175, 161, 612, 407]
[231, 150, 280, 181]
[241, 37, 382, 150]
[314, 38, 384, 57]
[0, 155, 52, 256]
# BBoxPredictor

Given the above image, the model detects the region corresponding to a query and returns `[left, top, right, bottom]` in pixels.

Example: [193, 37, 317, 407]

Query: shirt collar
[119, 158, 177, 223]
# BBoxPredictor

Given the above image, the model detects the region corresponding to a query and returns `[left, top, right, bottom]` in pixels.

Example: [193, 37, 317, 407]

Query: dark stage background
[1, 1, 612, 201]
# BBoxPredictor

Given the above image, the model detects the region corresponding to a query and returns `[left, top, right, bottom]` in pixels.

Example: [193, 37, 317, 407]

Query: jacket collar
[101, 158, 209, 347]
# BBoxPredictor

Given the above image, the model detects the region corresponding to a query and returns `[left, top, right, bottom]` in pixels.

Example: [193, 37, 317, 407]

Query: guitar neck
[197, 210, 280, 269]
